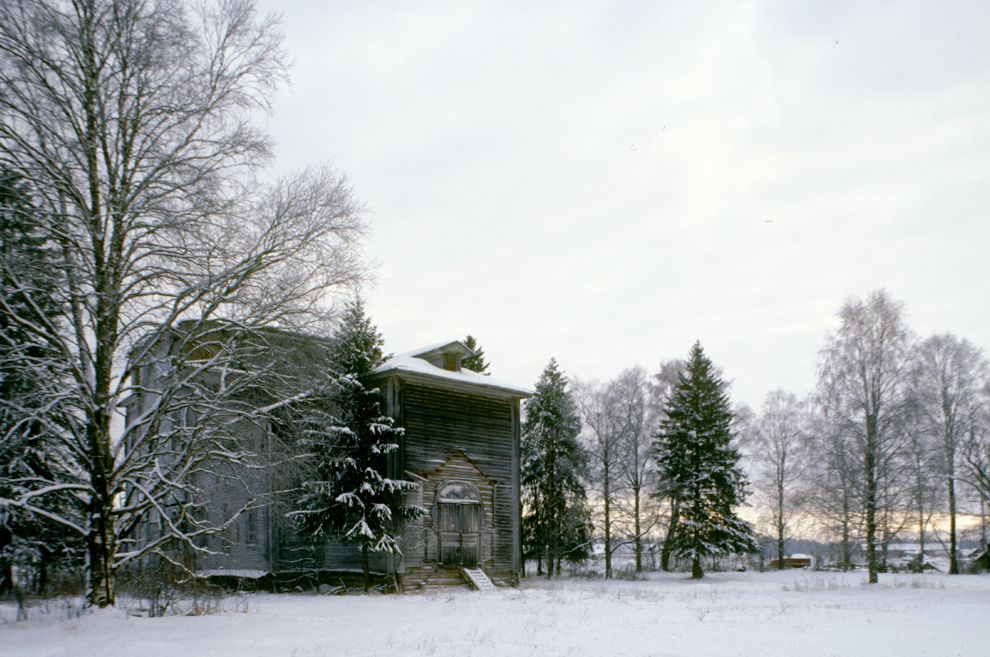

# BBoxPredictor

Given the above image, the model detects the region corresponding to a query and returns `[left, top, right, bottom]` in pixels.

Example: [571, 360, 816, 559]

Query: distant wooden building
[770, 554, 814, 569]
[128, 337, 530, 589]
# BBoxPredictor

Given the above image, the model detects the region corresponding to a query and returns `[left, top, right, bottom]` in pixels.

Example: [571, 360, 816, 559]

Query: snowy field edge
[2, 570, 985, 657]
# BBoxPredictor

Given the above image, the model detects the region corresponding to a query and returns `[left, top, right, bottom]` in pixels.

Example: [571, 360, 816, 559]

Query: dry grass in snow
[2, 570, 986, 657]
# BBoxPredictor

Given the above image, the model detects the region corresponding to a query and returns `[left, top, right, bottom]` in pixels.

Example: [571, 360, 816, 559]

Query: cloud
[259, 0, 990, 407]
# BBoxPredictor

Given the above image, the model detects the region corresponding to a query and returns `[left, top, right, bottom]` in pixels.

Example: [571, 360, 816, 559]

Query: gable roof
[371, 340, 532, 397]
[412, 340, 475, 360]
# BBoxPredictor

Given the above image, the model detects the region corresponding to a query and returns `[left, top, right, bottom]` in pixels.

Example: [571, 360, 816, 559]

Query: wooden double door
[435, 482, 483, 567]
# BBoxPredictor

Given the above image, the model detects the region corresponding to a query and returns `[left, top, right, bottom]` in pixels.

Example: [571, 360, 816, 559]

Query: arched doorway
[435, 480, 482, 567]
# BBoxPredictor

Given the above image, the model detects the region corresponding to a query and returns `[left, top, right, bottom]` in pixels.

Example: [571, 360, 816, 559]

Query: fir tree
[521, 358, 590, 576]
[0, 169, 83, 593]
[652, 342, 758, 578]
[289, 299, 425, 590]
[461, 335, 489, 374]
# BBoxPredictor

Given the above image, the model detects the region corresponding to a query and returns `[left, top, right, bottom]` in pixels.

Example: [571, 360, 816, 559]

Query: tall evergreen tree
[521, 358, 590, 576]
[461, 335, 490, 374]
[0, 169, 83, 593]
[289, 299, 424, 591]
[652, 342, 758, 578]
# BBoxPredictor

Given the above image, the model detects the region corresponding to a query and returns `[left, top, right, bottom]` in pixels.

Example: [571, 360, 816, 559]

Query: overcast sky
[255, 0, 989, 409]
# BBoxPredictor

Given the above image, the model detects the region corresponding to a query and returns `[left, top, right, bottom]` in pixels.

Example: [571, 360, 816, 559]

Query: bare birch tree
[576, 367, 659, 576]
[610, 366, 657, 573]
[805, 406, 863, 568]
[0, 0, 367, 606]
[914, 334, 990, 572]
[745, 390, 808, 568]
[817, 290, 912, 583]
[901, 399, 940, 569]
[575, 378, 623, 579]
[963, 392, 990, 529]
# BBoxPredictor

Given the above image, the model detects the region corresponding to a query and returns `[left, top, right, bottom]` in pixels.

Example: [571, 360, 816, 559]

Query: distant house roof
[372, 340, 532, 397]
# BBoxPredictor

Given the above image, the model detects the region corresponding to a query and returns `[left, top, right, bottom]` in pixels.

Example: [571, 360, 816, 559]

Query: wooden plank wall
[192, 377, 520, 585]
[400, 382, 519, 581]
[189, 419, 271, 574]
[413, 453, 495, 568]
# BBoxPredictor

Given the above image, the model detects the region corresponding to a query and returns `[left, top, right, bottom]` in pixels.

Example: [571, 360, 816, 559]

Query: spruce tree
[521, 358, 590, 576]
[290, 299, 425, 590]
[0, 169, 83, 593]
[461, 335, 490, 374]
[652, 342, 758, 578]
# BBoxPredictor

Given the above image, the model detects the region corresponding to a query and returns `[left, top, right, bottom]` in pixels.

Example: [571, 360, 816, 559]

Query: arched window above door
[436, 480, 481, 504]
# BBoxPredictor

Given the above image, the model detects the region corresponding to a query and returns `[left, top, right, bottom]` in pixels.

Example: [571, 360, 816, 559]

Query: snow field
[2, 570, 985, 657]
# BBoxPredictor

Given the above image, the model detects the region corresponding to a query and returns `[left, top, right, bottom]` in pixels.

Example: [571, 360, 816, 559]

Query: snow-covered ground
[3, 570, 986, 657]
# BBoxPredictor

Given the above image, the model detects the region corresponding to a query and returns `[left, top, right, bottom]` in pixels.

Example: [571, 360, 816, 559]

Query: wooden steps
[461, 567, 497, 592]
[409, 565, 500, 591]
[413, 566, 469, 590]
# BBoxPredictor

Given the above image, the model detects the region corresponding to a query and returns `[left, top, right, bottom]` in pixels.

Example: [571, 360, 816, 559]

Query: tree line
[519, 290, 990, 585]
[521, 342, 757, 580]
[765, 291, 989, 581]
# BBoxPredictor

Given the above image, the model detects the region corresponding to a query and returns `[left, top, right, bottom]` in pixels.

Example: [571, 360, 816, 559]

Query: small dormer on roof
[371, 340, 532, 398]
[415, 340, 475, 372]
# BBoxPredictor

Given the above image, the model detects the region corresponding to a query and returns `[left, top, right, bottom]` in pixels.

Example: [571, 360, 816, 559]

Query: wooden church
[167, 339, 531, 589]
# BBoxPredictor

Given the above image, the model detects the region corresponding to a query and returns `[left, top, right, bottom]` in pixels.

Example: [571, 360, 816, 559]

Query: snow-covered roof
[409, 339, 475, 357]
[372, 341, 532, 397]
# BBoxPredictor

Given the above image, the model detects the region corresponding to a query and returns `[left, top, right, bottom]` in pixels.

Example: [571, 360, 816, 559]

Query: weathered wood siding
[397, 381, 520, 583]
[191, 418, 271, 574]
[274, 533, 391, 575]
[167, 372, 521, 586]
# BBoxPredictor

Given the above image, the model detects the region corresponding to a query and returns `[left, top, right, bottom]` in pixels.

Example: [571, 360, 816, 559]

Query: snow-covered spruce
[287, 299, 425, 591]
[521, 358, 592, 577]
[652, 341, 759, 578]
